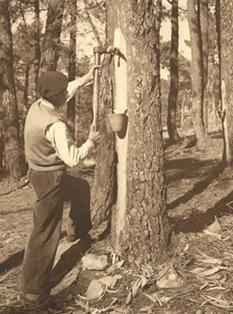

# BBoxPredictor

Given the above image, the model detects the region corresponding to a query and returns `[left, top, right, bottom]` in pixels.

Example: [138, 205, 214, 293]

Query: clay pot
[107, 113, 127, 132]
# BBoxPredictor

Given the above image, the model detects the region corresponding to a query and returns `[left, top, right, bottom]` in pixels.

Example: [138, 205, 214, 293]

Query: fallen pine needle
[203, 230, 222, 240]
[95, 298, 118, 313]
[75, 297, 89, 313]
[107, 288, 119, 294]
[142, 292, 160, 306]
[200, 266, 222, 277]
[201, 294, 233, 310]
[84, 298, 118, 314]
[0, 269, 14, 283]
[206, 286, 225, 291]
[200, 282, 208, 290]
[187, 298, 199, 304]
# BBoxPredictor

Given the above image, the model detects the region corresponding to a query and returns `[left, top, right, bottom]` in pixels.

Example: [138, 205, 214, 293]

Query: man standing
[21, 68, 100, 312]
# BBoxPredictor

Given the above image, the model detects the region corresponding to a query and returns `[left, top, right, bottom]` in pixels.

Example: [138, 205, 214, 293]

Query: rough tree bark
[90, 54, 117, 228]
[187, 0, 206, 150]
[40, 0, 64, 72]
[0, 118, 4, 172]
[67, 0, 77, 137]
[220, 0, 233, 165]
[0, 0, 24, 180]
[93, 0, 170, 266]
[167, 0, 180, 143]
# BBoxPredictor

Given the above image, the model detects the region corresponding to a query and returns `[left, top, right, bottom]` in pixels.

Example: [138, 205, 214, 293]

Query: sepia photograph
[0, 0, 232, 313]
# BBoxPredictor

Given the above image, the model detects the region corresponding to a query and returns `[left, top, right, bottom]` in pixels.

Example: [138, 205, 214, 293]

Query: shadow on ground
[166, 158, 220, 185]
[0, 232, 67, 274]
[0, 207, 32, 215]
[170, 189, 233, 233]
[0, 250, 24, 274]
[51, 235, 93, 289]
[167, 161, 224, 209]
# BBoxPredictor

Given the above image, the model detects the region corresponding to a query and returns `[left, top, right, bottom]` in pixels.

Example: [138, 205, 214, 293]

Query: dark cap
[37, 71, 69, 98]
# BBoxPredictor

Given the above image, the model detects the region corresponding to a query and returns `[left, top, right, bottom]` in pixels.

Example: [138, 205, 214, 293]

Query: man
[21, 68, 100, 312]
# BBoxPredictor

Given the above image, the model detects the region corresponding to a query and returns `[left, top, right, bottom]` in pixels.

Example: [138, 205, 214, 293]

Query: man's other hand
[88, 124, 101, 145]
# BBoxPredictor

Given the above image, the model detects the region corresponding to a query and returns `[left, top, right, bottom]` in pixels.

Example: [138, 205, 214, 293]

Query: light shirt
[66, 75, 92, 102]
[43, 78, 95, 168]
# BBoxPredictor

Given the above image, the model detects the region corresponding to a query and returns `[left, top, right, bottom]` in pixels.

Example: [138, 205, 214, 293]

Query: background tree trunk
[90, 55, 117, 228]
[167, 0, 180, 143]
[34, 0, 41, 96]
[0, 0, 25, 180]
[23, 62, 30, 109]
[200, 0, 209, 86]
[67, 0, 77, 138]
[220, 0, 233, 165]
[40, 0, 64, 72]
[99, 0, 170, 266]
[187, 0, 206, 150]
[200, 0, 209, 130]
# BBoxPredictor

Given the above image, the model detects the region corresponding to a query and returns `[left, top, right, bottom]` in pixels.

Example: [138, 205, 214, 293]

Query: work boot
[3, 294, 50, 313]
[66, 232, 93, 244]
[66, 234, 79, 243]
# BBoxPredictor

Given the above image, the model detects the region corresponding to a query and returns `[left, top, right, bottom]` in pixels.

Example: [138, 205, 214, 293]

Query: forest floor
[1, 130, 233, 313]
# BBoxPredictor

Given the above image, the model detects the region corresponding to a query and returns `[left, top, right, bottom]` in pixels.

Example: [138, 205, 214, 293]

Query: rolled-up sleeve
[66, 76, 93, 102]
[46, 121, 94, 167]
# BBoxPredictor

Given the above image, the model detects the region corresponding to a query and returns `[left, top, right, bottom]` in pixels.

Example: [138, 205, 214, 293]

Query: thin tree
[23, 62, 30, 109]
[0, 0, 24, 180]
[167, 0, 180, 143]
[67, 0, 77, 137]
[40, 0, 64, 72]
[14, 22, 32, 110]
[33, 0, 41, 96]
[200, 0, 209, 129]
[187, 0, 206, 149]
[219, 0, 233, 165]
[200, 0, 209, 88]
[15, 3, 32, 108]
[84, 0, 103, 47]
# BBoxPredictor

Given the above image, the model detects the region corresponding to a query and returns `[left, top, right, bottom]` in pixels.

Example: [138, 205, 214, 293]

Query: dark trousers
[21, 169, 91, 295]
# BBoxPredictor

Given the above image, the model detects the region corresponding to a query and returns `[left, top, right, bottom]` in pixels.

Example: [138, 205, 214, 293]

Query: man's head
[37, 71, 68, 107]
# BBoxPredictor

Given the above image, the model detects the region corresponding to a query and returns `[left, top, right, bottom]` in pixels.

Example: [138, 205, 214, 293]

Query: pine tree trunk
[97, 0, 170, 266]
[0, 0, 24, 180]
[220, 0, 233, 165]
[207, 2, 220, 131]
[34, 0, 41, 96]
[91, 55, 116, 227]
[187, 0, 206, 150]
[67, 0, 77, 137]
[0, 121, 4, 171]
[200, 0, 209, 131]
[40, 0, 64, 72]
[167, 0, 180, 143]
[24, 62, 30, 109]
[200, 0, 208, 86]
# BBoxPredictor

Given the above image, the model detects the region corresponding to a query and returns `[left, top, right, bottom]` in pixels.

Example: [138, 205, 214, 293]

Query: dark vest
[24, 99, 66, 171]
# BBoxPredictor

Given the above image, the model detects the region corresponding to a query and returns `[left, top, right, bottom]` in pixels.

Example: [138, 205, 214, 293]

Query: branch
[83, 0, 103, 46]
[18, 0, 28, 28]
[166, 0, 187, 12]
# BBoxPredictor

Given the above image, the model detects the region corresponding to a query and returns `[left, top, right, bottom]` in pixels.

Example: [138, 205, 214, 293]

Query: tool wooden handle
[92, 48, 102, 130]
